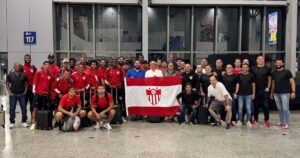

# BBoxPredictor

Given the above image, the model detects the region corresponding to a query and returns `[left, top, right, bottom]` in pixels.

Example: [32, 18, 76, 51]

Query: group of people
[6, 53, 296, 131]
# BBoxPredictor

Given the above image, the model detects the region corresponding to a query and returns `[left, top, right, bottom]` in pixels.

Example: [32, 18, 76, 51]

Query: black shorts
[33, 95, 50, 110]
[95, 107, 106, 113]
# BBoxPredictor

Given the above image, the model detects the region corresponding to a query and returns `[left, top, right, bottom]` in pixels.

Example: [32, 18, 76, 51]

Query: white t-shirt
[145, 69, 164, 78]
[207, 82, 232, 101]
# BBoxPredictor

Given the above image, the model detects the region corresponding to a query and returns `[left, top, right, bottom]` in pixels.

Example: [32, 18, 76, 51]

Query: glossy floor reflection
[1, 96, 300, 158]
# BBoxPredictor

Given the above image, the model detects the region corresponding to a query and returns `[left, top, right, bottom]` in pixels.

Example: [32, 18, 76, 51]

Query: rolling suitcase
[0, 104, 5, 128]
[111, 89, 123, 124]
[197, 106, 209, 124]
[36, 96, 53, 130]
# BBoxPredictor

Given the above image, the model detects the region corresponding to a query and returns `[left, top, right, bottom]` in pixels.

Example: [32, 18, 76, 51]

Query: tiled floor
[1, 95, 300, 158]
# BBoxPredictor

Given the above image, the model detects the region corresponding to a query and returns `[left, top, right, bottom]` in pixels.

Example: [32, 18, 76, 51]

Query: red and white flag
[125, 76, 182, 116]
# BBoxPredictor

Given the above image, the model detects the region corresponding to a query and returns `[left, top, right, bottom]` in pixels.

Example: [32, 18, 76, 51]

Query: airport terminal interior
[1, 0, 300, 157]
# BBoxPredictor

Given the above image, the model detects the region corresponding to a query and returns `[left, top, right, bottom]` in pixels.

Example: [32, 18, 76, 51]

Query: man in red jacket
[98, 59, 108, 86]
[48, 54, 60, 78]
[23, 54, 37, 121]
[30, 60, 53, 130]
[52, 69, 73, 109]
[72, 64, 90, 108]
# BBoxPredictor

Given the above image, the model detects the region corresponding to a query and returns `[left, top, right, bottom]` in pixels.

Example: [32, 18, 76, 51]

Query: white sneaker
[94, 120, 104, 129]
[30, 124, 36, 130]
[246, 121, 252, 127]
[21, 122, 29, 128]
[9, 123, 15, 129]
[236, 121, 242, 126]
[103, 123, 112, 130]
[122, 117, 127, 122]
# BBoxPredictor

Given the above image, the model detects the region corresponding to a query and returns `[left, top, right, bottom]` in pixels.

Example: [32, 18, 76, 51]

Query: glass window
[217, 7, 239, 51]
[55, 5, 68, 51]
[56, 52, 68, 67]
[70, 5, 93, 51]
[0, 52, 7, 95]
[148, 7, 167, 52]
[194, 8, 215, 52]
[242, 7, 263, 51]
[120, 6, 142, 52]
[169, 7, 191, 51]
[96, 5, 118, 52]
[265, 7, 285, 51]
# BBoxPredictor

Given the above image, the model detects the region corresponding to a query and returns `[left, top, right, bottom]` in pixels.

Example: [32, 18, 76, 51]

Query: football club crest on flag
[146, 87, 161, 106]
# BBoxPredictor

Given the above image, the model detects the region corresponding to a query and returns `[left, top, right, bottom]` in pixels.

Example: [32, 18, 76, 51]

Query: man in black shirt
[214, 59, 225, 82]
[181, 64, 198, 90]
[236, 64, 255, 127]
[222, 64, 238, 124]
[271, 59, 296, 130]
[252, 55, 272, 127]
[6, 62, 28, 129]
[200, 65, 215, 105]
[176, 83, 201, 124]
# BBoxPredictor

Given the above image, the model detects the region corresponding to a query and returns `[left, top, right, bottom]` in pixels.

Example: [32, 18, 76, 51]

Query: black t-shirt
[214, 68, 225, 82]
[182, 71, 198, 89]
[222, 74, 237, 94]
[252, 66, 271, 91]
[6, 72, 28, 94]
[237, 73, 255, 95]
[200, 73, 214, 94]
[271, 69, 293, 94]
[176, 91, 200, 105]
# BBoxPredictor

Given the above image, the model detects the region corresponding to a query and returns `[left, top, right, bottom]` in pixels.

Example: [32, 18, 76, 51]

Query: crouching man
[55, 88, 86, 130]
[87, 85, 115, 130]
[206, 76, 232, 129]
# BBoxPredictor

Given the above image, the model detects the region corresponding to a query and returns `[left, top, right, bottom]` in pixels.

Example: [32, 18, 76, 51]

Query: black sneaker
[54, 122, 59, 128]
[211, 121, 220, 127]
[226, 123, 230, 129]
[178, 121, 184, 125]
[191, 120, 197, 125]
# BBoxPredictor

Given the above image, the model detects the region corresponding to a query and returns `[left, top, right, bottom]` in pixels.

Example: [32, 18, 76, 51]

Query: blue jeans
[254, 91, 269, 121]
[9, 94, 27, 124]
[274, 93, 290, 124]
[238, 95, 252, 122]
[180, 104, 197, 123]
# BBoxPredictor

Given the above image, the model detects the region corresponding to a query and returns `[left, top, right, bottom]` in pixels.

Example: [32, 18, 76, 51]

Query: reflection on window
[194, 8, 215, 51]
[70, 5, 93, 51]
[96, 5, 118, 51]
[242, 8, 262, 51]
[217, 8, 239, 51]
[56, 53, 68, 67]
[120, 6, 142, 51]
[265, 8, 285, 51]
[148, 7, 167, 51]
[169, 7, 191, 51]
[55, 5, 67, 51]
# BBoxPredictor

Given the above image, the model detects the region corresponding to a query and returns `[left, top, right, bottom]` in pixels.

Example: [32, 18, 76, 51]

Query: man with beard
[181, 63, 198, 90]
[214, 59, 225, 82]
[47, 54, 60, 79]
[98, 59, 109, 86]
[271, 59, 296, 130]
[23, 54, 37, 122]
[126, 60, 145, 78]
[74, 56, 90, 73]
[69, 58, 76, 72]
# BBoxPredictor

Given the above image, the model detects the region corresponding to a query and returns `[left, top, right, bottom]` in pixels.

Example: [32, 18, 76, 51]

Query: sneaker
[29, 124, 36, 130]
[231, 121, 237, 126]
[252, 120, 259, 126]
[265, 120, 271, 128]
[94, 120, 104, 129]
[21, 122, 29, 128]
[184, 115, 189, 123]
[211, 121, 220, 127]
[282, 124, 289, 130]
[9, 123, 15, 129]
[236, 121, 242, 127]
[275, 122, 284, 128]
[103, 123, 112, 130]
[191, 120, 197, 125]
[225, 123, 231, 129]
[246, 121, 252, 127]
[122, 117, 127, 123]
[220, 120, 226, 126]
[173, 116, 178, 122]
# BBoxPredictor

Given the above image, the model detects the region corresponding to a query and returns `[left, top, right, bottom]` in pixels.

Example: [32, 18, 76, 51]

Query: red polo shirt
[23, 64, 36, 90]
[59, 94, 82, 110]
[51, 77, 73, 99]
[86, 68, 100, 89]
[233, 68, 242, 75]
[71, 72, 89, 92]
[90, 93, 114, 109]
[107, 67, 124, 89]
[33, 70, 52, 95]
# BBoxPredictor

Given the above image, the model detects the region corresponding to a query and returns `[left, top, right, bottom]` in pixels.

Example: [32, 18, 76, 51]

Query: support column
[142, 0, 149, 60]
[285, 0, 298, 75]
